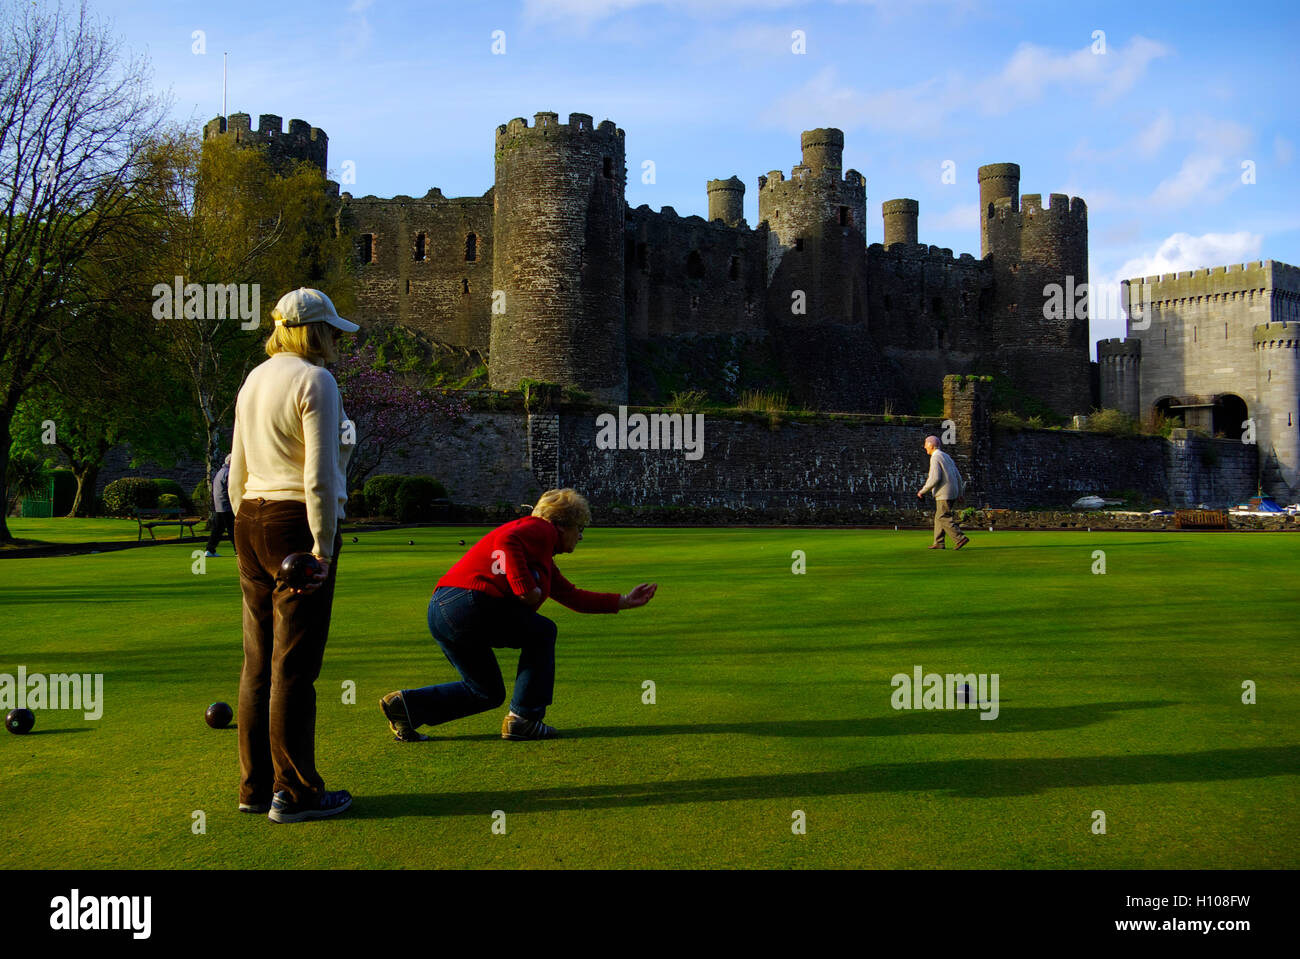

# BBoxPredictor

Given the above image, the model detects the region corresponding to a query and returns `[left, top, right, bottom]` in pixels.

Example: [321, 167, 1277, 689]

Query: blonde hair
[264, 311, 340, 365]
[531, 488, 591, 528]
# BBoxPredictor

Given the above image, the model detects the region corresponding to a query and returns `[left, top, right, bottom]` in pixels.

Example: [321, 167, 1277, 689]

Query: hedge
[103, 478, 159, 515]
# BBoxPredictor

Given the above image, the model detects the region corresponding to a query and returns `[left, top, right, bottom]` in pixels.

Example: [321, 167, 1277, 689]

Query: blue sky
[98, 0, 1299, 353]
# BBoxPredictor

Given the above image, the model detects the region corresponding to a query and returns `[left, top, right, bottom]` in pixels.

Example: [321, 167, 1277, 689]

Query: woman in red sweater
[381, 489, 656, 741]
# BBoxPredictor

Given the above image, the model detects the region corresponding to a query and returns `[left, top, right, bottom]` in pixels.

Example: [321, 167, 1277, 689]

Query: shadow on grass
[23, 728, 94, 735]
[557, 700, 1174, 739]
[960, 539, 1169, 551]
[349, 744, 1300, 817]
[412, 700, 1173, 743]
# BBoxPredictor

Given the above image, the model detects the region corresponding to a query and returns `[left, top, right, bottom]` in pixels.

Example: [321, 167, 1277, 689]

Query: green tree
[0, 0, 168, 541]
[146, 128, 355, 489]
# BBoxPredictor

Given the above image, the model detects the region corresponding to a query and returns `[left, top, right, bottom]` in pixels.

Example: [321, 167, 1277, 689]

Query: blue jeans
[402, 586, 559, 726]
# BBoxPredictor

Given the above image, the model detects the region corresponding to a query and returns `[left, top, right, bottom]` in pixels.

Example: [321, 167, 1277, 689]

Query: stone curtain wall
[1163, 429, 1258, 507]
[986, 431, 1168, 506]
[560, 412, 946, 510]
[92, 404, 1259, 515]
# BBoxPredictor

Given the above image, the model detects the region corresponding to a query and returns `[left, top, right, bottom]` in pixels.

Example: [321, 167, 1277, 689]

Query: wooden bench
[1174, 508, 1228, 530]
[135, 507, 202, 542]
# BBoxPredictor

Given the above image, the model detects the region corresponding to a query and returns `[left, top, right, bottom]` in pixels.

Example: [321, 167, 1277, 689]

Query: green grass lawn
[1, 525, 1297, 869]
[3, 517, 166, 544]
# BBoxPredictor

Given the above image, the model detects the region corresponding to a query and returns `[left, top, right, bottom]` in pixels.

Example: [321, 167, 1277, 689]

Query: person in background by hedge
[380, 488, 657, 742]
[205, 454, 235, 557]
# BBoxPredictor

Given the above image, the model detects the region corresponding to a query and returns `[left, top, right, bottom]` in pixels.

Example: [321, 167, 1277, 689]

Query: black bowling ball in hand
[276, 552, 323, 590]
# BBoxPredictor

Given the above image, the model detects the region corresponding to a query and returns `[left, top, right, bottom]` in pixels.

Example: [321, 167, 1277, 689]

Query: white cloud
[760, 66, 964, 137]
[522, 0, 980, 28]
[522, 0, 802, 26]
[1134, 110, 1173, 159]
[762, 36, 1169, 137]
[1115, 231, 1262, 281]
[1148, 154, 1227, 209]
[681, 22, 799, 62]
[1089, 231, 1263, 342]
[970, 36, 1169, 116]
[924, 202, 979, 231]
[1276, 135, 1294, 167]
[1146, 117, 1251, 210]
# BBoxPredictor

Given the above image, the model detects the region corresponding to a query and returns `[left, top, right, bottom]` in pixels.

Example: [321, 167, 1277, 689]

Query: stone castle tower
[489, 112, 628, 402]
[757, 129, 868, 327]
[979, 163, 1091, 415]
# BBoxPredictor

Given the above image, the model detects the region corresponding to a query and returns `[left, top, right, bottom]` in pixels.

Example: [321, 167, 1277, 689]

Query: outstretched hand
[619, 583, 657, 609]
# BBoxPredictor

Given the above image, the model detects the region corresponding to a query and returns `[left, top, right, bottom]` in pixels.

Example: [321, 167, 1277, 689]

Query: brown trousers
[234, 498, 342, 806]
[933, 498, 966, 546]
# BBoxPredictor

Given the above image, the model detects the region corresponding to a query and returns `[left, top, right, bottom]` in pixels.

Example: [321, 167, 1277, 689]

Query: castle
[203, 111, 1092, 417]
[200, 109, 1297, 501]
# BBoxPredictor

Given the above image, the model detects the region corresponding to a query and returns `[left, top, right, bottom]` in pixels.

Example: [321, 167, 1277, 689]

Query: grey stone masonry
[527, 412, 560, 492]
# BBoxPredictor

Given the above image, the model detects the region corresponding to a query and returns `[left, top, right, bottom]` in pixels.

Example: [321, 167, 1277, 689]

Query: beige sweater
[229, 353, 353, 558]
[920, 448, 963, 501]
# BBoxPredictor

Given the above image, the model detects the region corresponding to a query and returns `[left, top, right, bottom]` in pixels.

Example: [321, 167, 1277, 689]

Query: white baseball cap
[273, 288, 359, 333]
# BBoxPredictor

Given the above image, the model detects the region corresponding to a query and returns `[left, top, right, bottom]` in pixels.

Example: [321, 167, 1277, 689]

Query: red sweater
[436, 516, 621, 614]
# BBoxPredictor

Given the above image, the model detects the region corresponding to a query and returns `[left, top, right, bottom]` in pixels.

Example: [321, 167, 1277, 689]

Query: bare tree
[0, 0, 169, 540]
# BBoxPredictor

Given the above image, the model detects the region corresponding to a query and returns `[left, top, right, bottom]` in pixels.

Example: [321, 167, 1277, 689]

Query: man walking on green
[917, 435, 969, 550]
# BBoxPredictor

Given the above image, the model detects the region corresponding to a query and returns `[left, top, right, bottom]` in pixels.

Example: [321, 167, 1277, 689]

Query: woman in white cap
[229, 288, 358, 823]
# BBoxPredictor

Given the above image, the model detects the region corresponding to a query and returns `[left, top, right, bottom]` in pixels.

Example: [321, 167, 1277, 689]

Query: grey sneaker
[238, 801, 270, 814]
[268, 789, 352, 824]
[501, 712, 558, 740]
[381, 690, 429, 742]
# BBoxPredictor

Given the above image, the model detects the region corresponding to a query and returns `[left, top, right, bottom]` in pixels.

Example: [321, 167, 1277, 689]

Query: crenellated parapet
[1254, 321, 1300, 350]
[203, 112, 328, 174]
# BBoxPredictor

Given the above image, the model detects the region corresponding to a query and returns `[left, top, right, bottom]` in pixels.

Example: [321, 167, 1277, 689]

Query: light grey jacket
[920, 449, 963, 501]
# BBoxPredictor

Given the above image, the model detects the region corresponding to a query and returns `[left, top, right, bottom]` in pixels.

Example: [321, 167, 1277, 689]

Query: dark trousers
[403, 586, 559, 726]
[234, 498, 342, 806]
[206, 511, 235, 553]
[933, 498, 966, 545]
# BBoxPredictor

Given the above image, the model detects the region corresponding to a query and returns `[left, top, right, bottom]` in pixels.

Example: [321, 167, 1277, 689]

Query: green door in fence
[20, 478, 54, 518]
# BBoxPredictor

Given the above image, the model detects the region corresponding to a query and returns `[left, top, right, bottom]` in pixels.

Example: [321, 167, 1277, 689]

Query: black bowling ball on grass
[205, 702, 233, 729]
[6, 708, 35, 734]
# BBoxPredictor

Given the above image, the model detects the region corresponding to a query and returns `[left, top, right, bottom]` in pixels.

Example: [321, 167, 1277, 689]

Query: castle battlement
[1098, 337, 1142, 358]
[203, 112, 328, 174]
[343, 187, 467, 205]
[990, 192, 1087, 224]
[868, 242, 981, 265]
[1254, 321, 1299, 349]
[495, 112, 623, 144]
[630, 205, 757, 235]
[1127, 261, 1284, 302]
[204, 112, 327, 143]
